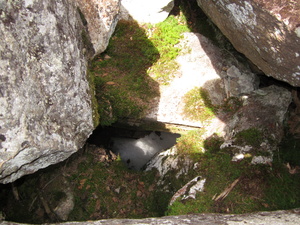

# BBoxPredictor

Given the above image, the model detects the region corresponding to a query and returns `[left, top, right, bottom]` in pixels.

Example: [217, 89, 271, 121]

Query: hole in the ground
[87, 126, 180, 170]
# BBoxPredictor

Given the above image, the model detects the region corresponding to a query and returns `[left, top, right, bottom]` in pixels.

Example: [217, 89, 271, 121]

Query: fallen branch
[38, 190, 59, 221]
[214, 177, 241, 201]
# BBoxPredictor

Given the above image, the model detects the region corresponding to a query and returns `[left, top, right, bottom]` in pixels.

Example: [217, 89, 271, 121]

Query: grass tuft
[147, 14, 190, 84]
[182, 87, 218, 122]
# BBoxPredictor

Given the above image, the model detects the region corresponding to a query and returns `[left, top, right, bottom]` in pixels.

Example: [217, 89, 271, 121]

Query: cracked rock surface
[0, 0, 104, 184]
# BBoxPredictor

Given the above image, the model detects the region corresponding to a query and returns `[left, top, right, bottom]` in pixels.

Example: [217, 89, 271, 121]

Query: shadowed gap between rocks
[87, 126, 181, 170]
[1, 0, 300, 223]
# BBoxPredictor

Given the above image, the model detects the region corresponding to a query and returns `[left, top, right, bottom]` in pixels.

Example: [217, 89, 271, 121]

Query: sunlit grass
[147, 14, 190, 84]
[182, 87, 217, 122]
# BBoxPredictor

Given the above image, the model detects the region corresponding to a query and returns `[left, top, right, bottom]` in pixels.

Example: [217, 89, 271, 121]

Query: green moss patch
[90, 20, 160, 126]
[182, 87, 218, 122]
[166, 131, 300, 215]
[67, 148, 169, 220]
[148, 14, 190, 84]
[235, 128, 264, 148]
[90, 14, 190, 126]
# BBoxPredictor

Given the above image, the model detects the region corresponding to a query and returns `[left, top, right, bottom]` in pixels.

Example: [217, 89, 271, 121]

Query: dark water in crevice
[87, 126, 180, 170]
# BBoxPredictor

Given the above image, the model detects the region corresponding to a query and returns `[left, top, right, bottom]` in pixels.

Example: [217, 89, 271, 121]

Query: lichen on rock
[196, 0, 300, 87]
[0, 0, 120, 184]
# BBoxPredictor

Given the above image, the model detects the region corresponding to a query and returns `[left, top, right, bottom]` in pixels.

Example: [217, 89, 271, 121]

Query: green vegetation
[90, 20, 160, 126]
[182, 88, 243, 124]
[176, 128, 205, 158]
[278, 134, 300, 166]
[182, 87, 217, 122]
[68, 148, 168, 220]
[89, 13, 190, 125]
[263, 134, 300, 210]
[167, 134, 262, 215]
[167, 130, 300, 215]
[235, 128, 264, 148]
[148, 15, 190, 84]
[264, 163, 300, 210]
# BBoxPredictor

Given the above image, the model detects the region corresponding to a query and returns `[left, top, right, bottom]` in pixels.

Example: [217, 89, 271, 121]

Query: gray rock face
[225, 85, 292, 140]
[196, 0, 300, 87]
[74, 0, 120, 56]
[223, 65, 259, 98]
[120, 0, 174, 24]
[2, 209, 298, 225]
[222, 85, 292, 164]
[145, 146, 194, 188]
[0, 0, 97, 184]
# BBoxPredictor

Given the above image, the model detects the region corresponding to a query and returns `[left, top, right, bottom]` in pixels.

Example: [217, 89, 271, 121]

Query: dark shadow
[89, 16, 161, 127]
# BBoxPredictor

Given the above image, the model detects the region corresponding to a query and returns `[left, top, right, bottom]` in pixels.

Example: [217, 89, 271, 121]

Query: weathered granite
[120, 0, 174, 24]
[225, 85, 292, 140]
[74, 0, 120, 56]
[223, 65, 259, 98]
[222, 85, 292, 164]
[196, 0, 300, 87]
[2, 209, 300, 224]
[145, 146, 194, 188]
[0, 0, 96, 184]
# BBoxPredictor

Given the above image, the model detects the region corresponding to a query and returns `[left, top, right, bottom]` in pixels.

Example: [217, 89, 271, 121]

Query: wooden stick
[214, 177, 241, 201]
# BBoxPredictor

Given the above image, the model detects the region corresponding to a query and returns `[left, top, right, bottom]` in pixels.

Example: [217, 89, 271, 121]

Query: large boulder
[222, 85, 292, 164]
[0, 0, 119, 184]
[196, 0, 300, 87]
[74, 0, 120, 56]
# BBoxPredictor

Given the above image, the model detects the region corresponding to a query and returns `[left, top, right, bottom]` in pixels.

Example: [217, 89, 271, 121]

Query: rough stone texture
[169, 176, 206, 206]
[222, 85, 292, 164]
[0, 0, 95, 184]
[145, 146, 194, 188]
[143, 32, 258, 128]
[225, 85, 292, 140]
[74, 0, 120, 56]
[196, 0, 300, 87]
[120, 0, 174, 24]
[223, 65, 259, 98]
[2, 209, 299, 224]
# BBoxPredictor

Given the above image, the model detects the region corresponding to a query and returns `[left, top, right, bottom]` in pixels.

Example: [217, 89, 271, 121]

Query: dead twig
[38, 190, 59, 221]
[214, 177, 241, 201]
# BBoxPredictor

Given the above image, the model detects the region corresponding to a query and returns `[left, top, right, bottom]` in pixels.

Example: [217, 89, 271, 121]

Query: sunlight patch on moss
[147, 14, 190, 84]
[183, 87, 217, 122]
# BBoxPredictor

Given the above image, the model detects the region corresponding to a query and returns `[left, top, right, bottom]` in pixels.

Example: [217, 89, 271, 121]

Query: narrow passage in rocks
[88, 126, 180, 170]
[1, 0, 300, 224]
